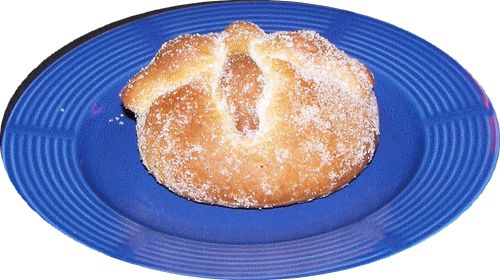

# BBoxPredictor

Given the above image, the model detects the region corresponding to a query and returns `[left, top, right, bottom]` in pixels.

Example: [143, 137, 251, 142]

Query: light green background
[0, 0, 500, 280]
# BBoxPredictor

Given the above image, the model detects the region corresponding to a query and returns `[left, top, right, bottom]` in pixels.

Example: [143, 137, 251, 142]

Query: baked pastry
[120, 22, 379, 208]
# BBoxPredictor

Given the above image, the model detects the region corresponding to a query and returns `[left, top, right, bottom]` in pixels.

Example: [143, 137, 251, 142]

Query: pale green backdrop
[0, 0, 500, 280]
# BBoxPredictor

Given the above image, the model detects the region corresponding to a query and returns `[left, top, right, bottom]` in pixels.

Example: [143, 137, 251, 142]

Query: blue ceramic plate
[1, 1, 499, 279]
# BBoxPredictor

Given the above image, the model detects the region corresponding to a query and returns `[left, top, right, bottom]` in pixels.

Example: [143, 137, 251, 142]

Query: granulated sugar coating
[120, 22, 379, 208]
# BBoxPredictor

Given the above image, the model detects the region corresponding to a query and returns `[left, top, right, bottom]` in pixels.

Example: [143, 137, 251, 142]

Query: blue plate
[1, 1, 499, 279]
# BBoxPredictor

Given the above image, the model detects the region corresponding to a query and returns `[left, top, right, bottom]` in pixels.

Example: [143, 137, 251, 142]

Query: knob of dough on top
[120, 21, 380, 209]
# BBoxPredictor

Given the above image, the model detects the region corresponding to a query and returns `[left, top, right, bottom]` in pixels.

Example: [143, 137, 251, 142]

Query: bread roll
[121, 22, 379, 208]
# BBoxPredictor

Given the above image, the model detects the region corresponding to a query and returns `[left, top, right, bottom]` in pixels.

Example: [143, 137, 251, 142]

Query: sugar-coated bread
[121, 22, 379, 208]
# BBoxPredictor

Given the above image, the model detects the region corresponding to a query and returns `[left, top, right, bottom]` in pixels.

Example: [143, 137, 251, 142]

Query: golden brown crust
[120, 34, 222, 115]
[121, 22, 380, 208]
